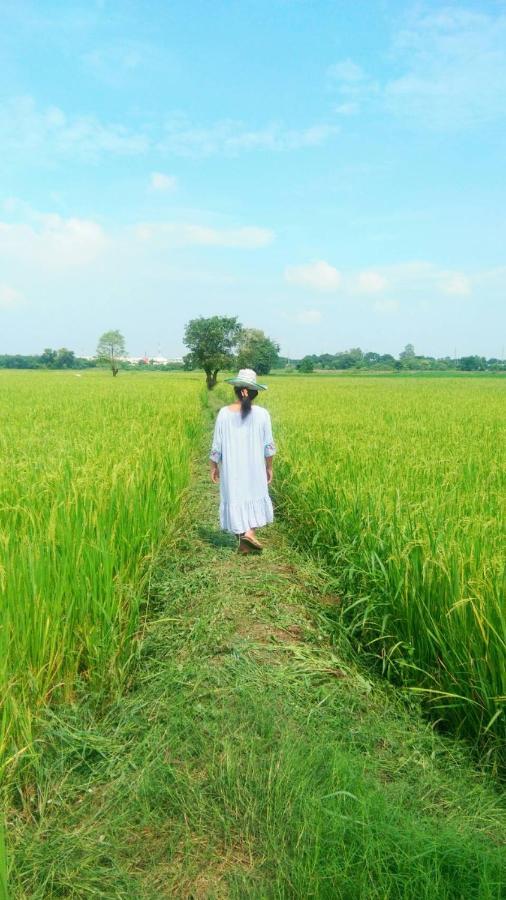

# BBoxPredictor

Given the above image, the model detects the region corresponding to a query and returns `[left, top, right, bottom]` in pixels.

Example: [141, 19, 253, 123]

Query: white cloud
[0, 201, 273, 274]
[83, 43, 143, 80]
[284, 259, 474, 303]
[134, 222, 274, 248]
[366, 262, 472, 298]
[327, 60, 366, 82]
[327, 59, 379, 115]
[0, 97, 336, 162]
[327, 9, 506, 131]
[157, 117, 336, 157]
[356, 271, 387, 293]
[373, 299, 399, 315]
[439, 272, 471, 296]
[285, 260, 342, 291]
[0, 96, 149, 161]
[334, 102, 359, 116]
[0, 284, 24, 308]
[150, 172, 177, 192]
[384, 8, 506, 128]
[332, 9, 506, 129]
[0, 214, 108, 268]
[295, 309, 322, 325]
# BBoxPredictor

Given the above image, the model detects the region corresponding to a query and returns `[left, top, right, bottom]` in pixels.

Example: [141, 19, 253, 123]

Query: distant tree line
[295, 344, 506, 373]
[0, 348, 97, 370]
[0, 339, 184, 372]
[1, 332, 503, 377]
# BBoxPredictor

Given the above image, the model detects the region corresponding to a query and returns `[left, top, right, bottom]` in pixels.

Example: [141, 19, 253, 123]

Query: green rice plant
[0, 818, 7, 900]
[267, 376, 506, 763]
[0, 370, 202, 784]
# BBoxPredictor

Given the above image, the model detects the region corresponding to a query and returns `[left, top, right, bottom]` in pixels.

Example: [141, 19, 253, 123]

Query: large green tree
[183, 316, 242, 388]
[96, 330, 126, 377]
[236, 328, 280, 375]
[56, 348, 76, 368]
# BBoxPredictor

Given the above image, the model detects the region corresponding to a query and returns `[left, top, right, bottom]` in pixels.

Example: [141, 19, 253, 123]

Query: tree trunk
[205, 369, 218, 389]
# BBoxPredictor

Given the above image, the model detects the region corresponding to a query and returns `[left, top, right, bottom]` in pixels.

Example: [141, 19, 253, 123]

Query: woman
[209, 368, 276, 553]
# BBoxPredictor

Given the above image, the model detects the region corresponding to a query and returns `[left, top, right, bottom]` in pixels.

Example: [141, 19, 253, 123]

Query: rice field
[2, 369, 505, 786]
[267, 376, 506, 762]
[0, 370, 202, 782]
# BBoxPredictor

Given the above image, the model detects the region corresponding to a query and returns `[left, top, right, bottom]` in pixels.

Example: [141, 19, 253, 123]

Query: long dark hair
[234, 385, 258, 419]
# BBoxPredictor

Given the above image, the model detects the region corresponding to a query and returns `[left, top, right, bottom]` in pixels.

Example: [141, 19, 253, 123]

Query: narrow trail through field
[10, 404, 506, 898]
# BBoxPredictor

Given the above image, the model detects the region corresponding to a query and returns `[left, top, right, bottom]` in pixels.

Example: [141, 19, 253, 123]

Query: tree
[399, 343, 417, 368]
[56, 347, 76, 368]
[297, 356, 314, 373]
[183, 316, 242, 389]
[40, 348, 57, 368]
[236, 328, 280, 375]
[459, 355, 486, 371]
[96, 330, 126, 376]
[378, 354, 396, 368]
[334, 348, 363, 369]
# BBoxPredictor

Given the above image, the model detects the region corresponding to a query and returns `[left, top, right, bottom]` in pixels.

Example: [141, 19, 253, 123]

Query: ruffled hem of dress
[220, 496, 274, 534]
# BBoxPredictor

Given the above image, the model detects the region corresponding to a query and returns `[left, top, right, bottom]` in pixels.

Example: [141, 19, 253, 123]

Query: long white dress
[209, 405, 276, 533]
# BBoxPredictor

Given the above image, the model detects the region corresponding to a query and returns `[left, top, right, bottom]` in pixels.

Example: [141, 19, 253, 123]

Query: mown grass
[6, 410, 506, 898]
[0, 370, 203, 786]
[262, 376, 506, 765]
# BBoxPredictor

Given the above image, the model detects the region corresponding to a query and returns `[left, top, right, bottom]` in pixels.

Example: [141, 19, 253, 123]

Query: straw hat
[224, 368, 267, 391]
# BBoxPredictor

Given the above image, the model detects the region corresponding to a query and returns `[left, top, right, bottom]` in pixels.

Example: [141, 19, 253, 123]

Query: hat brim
[225, 377, 267, 391]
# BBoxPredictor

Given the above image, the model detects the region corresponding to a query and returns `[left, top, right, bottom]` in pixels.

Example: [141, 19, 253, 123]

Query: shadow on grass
[197, 525, 237, 549]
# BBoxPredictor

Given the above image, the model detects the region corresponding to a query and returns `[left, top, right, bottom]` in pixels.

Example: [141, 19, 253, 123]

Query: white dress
[209, 405, 276, 533]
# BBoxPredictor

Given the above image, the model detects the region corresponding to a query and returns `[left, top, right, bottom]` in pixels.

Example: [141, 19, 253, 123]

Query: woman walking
[209, 369, 276, 554]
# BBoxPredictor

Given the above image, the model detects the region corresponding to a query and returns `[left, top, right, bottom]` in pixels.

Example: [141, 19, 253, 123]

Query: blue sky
[1, 0, 505, 359]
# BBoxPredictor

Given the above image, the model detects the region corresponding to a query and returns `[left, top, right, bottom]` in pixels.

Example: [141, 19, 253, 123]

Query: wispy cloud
[0, 97, 149, 161]
[295, 309, 322, 325]
[134, 221, 274, 248]
[149, 172, 177, 192]
[0, 206, 274, 277]
[355, 271, 387, 294]
[157, 117, 336, 157]
[82, 41, 146, 85]
[384, 7, 506, 129]
[0, 97, 336, 163]
[285, 259, 473, 299]
[0, 284, 24, 308]
[328, 6, 506, 129]
[285, 260, 342, 291]
[372, 262, 472, 297]
[0, 214, 109, 268]
[327, 60, 367, 83]
[373, 298, 399, 316]
[327, 59, 379, 116]
[0, 205, 274, 323]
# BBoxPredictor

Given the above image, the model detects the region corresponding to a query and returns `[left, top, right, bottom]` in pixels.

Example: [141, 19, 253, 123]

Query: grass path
[8, 405, 506, 898]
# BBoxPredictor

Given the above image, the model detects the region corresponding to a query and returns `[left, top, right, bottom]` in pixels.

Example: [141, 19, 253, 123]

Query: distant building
[117, 355, 183, 365]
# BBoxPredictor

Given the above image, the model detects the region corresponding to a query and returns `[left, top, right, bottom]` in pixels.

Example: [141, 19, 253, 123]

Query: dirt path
[8, 417, 506, 898]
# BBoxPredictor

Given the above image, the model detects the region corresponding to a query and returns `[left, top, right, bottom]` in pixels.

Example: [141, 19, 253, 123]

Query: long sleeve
[263, 411, 276, 458]
[209, 413, 222, 463]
